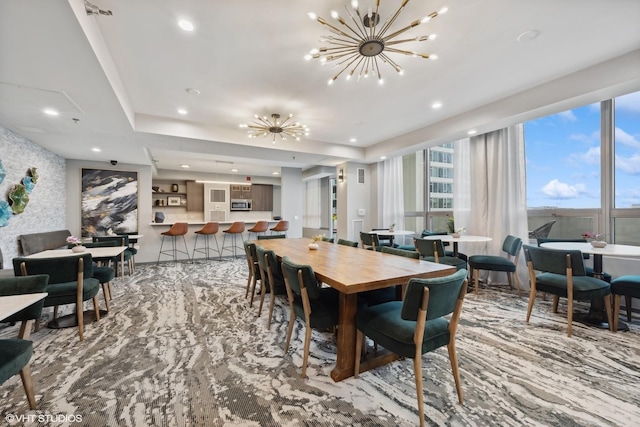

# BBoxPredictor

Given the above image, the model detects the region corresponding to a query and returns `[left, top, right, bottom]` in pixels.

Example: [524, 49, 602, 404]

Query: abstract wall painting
[81, 169, 138, 236]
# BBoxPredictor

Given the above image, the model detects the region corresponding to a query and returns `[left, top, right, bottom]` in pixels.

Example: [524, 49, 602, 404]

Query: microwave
[230, 199, 252, 211]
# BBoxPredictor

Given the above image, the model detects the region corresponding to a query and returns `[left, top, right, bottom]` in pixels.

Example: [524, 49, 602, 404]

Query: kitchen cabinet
[251, 184, 273, 211]
[186, 181, 204, 212]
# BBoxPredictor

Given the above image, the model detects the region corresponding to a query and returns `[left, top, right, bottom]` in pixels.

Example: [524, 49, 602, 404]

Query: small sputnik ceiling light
[239, 113, 310, 143]
[84, 0, 112, 16]
[306, 0, 448, 84]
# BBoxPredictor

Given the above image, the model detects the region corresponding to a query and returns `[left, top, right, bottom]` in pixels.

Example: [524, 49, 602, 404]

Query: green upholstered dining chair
[0, 275, 49, 339]
[0, 338, 38, 409]
[93, 235, 134, 275]
[255, 245, 287, 329]
[523, 245, 613, 337]
[610, 275, 640, 331]
[380, 246, 419, 258]
[243, 241, 261, 307]
[337, 238, 358, 248]
[256, 234, 285, 240]
[413, 238, 467, 271]
[354, 269, 468, 427]
[73, 240, 117, 311]
[468, 235, 522, 296]
[280, 256, 340, 378]
[321, 236, 335, 243]
[360, 232, 382, 251]
[537, 238, 612, 282]
[13, 254, 101, 342]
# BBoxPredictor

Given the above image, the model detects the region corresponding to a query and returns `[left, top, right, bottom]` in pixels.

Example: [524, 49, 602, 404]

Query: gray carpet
[1, 259, 639, 426]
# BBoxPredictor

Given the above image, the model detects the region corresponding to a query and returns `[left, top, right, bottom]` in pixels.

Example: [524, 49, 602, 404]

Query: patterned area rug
[1, 259, 639, 426]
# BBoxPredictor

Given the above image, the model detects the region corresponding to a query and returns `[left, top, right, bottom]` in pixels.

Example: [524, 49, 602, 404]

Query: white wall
[280, 167, 303, 238]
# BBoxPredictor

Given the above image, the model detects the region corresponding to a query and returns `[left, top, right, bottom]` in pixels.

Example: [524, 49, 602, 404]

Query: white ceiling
[1, 0, 640, 177]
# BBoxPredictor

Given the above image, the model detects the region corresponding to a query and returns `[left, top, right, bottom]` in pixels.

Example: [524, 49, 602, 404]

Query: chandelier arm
[316, 17, 361, 44]
[378, 52, 403, 73]
[332, 52, 365, 82]
[385, 47, 430, 59]
[369, 0, 381, 38]
[381, 19, 423, 41]
[334, 15, 367, 42]
[385, 36, 431, 46]
[345, 5, 369, 40]
[376, 0, 411, 38]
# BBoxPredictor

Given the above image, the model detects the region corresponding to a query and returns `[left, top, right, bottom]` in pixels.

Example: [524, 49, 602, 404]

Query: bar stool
[270, 220, 289, 237]
[221, 221, 245, 258]
[247, 220, 269, 240]
[192, 222, 221, 261]
[157, 222, 190, 263]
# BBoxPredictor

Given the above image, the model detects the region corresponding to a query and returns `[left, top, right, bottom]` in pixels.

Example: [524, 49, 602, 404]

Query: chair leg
[18, 319, 33, 340]
[77, 304, 84, 342]
[157, 235, 166, 264]
[102, 283, 111, 312]
[567, 295, 574, 337]
[245, 269, 253, 299]
[301, 321, 312, 378]
[603, 294, 613, 332]
[284, 306, 296, 355]
[625, 295, 632, 322]
[447, 341, 464, 404]
[511, 272, 521, 297]
[267, 288, 277, 329]
[473, 269, 480, 294]
[257, 280, 267, 317]
[614, 294, 621, 332]
[526, 285, 536, 323]
[249, 275, 258, 308]
[354, 330, 363, 378]
[93, 296, 100, 321]
[552, 296, 560, 313]
[413, 356, 426, 427]
[19, 365, 37, 410]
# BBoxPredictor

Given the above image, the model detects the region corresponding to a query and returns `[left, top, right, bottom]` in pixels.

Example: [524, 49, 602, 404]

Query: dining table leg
[331, 292, 358, 382]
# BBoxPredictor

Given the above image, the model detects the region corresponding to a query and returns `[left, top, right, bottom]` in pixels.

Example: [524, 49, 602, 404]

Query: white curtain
[455, 124, 530, 287]
[381, 157, 405, 230]
[303, 179, 321, 228]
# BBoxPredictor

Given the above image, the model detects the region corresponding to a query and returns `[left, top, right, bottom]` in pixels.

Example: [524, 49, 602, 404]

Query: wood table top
[252, 238, 455, 294]
[24, 246, 127, 259]
[0, 292, 48, 321]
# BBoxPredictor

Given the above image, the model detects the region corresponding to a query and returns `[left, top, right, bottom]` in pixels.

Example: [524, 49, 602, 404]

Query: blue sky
[525, 90, 640, 208]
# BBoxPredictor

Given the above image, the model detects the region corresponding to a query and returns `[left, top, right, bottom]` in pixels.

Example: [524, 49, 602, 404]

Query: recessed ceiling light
[380, 156, 387, 160]
[92, 147, 101, 152]
[180, 164, 190, 168]
[231, 168, 239, 172]
[431, 102, 442, 109]
[177, 108, 187, 115]
[467, 130, 477, 135]
[349, 138, 357, 143]
[178, 19, 194, 31]
[272, 171, 279, 175]
[43, 108, 59, 116]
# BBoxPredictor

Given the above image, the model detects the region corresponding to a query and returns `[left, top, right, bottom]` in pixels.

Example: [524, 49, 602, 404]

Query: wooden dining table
[252, 238, 456, 381]
[0, 293, 48, 321]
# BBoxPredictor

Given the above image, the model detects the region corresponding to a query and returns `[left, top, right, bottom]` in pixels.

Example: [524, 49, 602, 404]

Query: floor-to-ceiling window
[525, 90, 640, 244]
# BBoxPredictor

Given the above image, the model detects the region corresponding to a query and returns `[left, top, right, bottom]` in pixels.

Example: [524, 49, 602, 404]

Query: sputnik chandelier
[306, 0, 448, 85]
[239, 113, 309, 143]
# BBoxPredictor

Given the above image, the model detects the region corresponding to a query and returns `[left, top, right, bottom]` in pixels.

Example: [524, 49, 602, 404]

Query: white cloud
[615, 153, 640, 174]
[568, 146, 600, 165]
[615, 127, 640, 149]
[541, 179, 587, 199]
[555, 110, 577, 122]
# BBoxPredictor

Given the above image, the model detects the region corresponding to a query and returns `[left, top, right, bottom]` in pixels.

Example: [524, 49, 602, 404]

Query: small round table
[422, 234, 492, 257]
